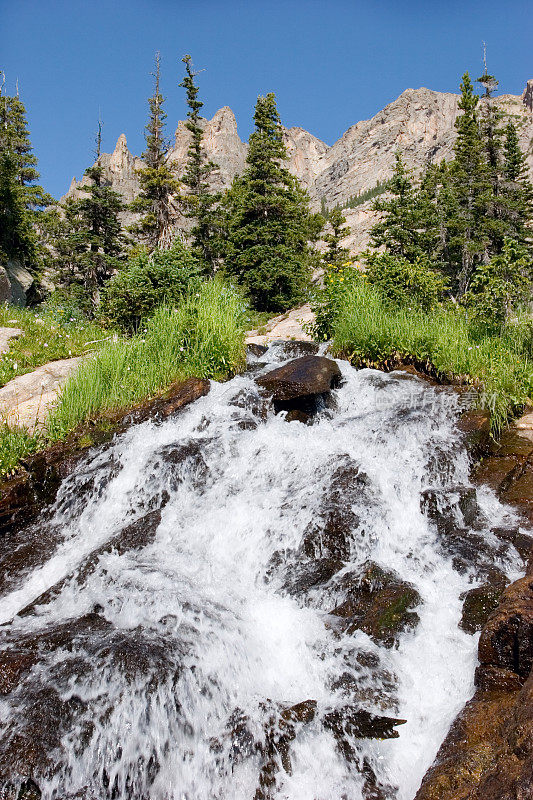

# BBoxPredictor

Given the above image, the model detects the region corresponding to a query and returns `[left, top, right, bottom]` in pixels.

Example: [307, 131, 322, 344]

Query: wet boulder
[491, 526, 533, 562]
[154, 437, 212, 491]
[323, 706, 406, 744]
[421, 486, 480, 535]
[281, 557, 345, 596]
[301, 458, 374, 561]
[477, 573, 533, 683]
[246, 343, 269, 358]
[256, 355, 341, 417]
[328, 562, 421, 647]
[460, 570, 509, 634]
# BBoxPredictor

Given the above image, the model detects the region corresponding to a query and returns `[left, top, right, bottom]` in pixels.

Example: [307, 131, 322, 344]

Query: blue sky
[2, 0, 532, 199]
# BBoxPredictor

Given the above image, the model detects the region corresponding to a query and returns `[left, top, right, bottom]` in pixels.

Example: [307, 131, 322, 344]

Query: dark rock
[501, 464, 533, 523]
[473, 456, 522, 495]
[421, 486, 480, 534]
[302, 459, 373, 562]
[230, 388, 268, 418]
[457, 409, 492, 458]
[246, 343, 268, 358]
[415, 662, 533, 800]
[255, 699, 318, 799]
[0, 266, 12, 303]
[494, 431, 533, 459]
[282, 557, 345, 595]
[460, 570, 509, 634]
[477, 575, 533, 681]
[474, 664, 524, 692]
[323, 706, 406, 743]
[491, 527, 533, 562]
[420, 486, 507, 574]
[256, 356, 341, 404]
[329, 562, 420, 647]
[155, 438, 211, 491]
[285, 409, 311, 424]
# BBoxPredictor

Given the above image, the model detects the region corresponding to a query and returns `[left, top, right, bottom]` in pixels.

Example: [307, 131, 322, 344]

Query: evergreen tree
[222, 93, 321, 311]
[370, 152, 426, 261]
[0, 74, 52, 270]
[500, 121, 533, 250]
[131, 53, 181, 249]
[49, 123, 126, 308]
[448, 72, 492, 294]
[504, 122, 524, 181]
[323, 208, 351, 268]
[179, 54, 219, 274]
[75, 123, 126, 304]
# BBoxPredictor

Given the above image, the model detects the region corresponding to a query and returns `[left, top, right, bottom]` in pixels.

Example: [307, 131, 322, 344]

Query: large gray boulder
[6, 259, 36, 305]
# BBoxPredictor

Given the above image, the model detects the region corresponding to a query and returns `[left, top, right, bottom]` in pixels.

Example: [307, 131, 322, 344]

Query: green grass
[245, 309, 276, 331]
[0, 303, 109, 389]
[46, 280, 246, 441]
[329, 282, 533, 433]
[0, 424, 40, 477]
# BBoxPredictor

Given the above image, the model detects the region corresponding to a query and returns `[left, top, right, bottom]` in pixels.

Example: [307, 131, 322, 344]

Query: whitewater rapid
[0, 344, 525, 799]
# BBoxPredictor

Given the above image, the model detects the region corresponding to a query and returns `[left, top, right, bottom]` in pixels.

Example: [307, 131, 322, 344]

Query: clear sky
[2, 0, 532, 199]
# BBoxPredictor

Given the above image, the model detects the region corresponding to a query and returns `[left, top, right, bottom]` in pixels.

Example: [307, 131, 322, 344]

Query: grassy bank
[0, 303, 109, 389]
[0, 281, 247, 476]
[327, 282, 533, 434]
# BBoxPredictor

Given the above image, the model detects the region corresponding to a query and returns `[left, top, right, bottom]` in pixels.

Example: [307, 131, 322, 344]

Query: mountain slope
[63, 80, 533, 252]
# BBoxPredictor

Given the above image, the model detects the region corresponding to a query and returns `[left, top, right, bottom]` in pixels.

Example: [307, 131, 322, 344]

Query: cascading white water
[0, 345, 525, 800]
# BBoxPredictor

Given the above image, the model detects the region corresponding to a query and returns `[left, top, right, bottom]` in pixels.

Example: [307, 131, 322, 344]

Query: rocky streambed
[0, 342, 531, 800]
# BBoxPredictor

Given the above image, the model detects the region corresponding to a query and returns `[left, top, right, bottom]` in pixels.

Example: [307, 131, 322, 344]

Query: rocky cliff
[63, 81, 533, 252]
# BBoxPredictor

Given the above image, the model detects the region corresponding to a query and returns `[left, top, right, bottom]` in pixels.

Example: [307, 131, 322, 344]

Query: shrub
[464, 238, 533, 329]
[310, 261, 361, 341]
[363, 252, 447, 310]
[101, 241, 202, 331]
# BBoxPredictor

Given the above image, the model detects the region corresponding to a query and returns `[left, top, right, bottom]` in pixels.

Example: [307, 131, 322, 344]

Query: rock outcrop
[0, 260, 38, 306]
[415, 415, 533, 800]
[63, 80, 533, 254]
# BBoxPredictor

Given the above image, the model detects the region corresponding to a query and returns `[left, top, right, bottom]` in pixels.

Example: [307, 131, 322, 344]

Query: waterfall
[0, 344, 525, 799]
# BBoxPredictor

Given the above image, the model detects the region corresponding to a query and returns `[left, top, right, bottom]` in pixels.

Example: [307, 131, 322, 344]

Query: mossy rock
[330, 562, 421, 647]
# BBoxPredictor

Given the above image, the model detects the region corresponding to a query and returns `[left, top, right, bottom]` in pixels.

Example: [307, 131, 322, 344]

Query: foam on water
[0, 346, 525, 799]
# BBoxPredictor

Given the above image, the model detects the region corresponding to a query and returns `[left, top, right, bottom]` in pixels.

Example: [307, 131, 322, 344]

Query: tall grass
[330, 282, 533, 433]
[46, 280, 247, 440]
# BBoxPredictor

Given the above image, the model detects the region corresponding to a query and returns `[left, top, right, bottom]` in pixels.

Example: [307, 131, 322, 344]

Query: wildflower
[13, 363, 17, 371]
[44, 343, 48, 348]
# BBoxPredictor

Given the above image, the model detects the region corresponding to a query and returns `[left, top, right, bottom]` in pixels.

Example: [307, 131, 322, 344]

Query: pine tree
[323, 208, 351, 268]
[504, 122, 524, 181]
[221, 93, 320, 311]
[75, 122, 126, 304]
[130, 53, 181, 249]
[179, 54, 219, 273]
[448, 72, 492, 294]
[370, 152, 426, 261]
[49, 123, 126, 308]
[0, 74, 52, 270]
